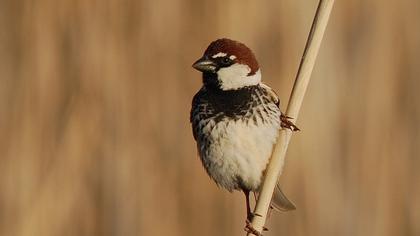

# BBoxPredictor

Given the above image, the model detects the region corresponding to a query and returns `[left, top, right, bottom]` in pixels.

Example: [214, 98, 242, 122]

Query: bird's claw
[280, 114, 300, 131]
[245, 219, 263, 236]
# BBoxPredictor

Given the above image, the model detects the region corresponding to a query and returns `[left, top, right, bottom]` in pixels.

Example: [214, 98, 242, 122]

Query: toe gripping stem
[280, 114, 300, 131]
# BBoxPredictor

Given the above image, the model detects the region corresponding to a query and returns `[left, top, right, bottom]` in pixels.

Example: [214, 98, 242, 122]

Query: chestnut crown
[204, 38, 259, 75]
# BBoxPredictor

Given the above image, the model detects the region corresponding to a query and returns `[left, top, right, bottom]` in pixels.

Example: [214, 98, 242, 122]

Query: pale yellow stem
[246, 0, 335, 235]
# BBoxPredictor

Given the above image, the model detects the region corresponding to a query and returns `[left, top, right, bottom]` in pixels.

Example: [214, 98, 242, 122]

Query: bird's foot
[280, 114, 300, 131]
[245, 219, 263, 236]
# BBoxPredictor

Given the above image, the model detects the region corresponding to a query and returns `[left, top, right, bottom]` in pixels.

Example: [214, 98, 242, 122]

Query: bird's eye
[221, 57, 232, 65]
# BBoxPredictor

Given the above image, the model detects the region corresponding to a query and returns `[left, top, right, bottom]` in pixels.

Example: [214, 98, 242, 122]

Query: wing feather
[260, 82, 280, 107]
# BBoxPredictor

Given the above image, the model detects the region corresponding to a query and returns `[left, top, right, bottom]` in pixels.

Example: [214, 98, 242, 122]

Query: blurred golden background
[1, 0, 419, 235]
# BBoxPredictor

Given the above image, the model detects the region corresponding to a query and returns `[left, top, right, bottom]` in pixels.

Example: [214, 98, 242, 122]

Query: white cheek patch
[217, 65, 261, 90]
[212, 52, 227, 58]
[229, 55, 237, 60]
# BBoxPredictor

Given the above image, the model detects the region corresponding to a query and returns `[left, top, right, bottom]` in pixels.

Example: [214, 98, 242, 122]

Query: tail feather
[270, 183, 296, 211]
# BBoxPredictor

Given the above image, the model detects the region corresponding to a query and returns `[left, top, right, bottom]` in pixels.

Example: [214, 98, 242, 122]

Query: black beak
[192, 56, 217, 73]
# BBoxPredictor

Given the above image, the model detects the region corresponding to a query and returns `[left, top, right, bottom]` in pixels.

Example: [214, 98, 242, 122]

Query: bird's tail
[253, 183, 296, 211]
[270, 183, 296, 211]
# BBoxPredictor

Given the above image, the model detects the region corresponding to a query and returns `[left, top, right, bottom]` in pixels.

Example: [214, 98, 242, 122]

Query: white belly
[198, 117, 280, 191]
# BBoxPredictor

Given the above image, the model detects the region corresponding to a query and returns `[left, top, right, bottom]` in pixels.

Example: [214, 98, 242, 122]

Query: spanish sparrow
[190, 38, 298, 225]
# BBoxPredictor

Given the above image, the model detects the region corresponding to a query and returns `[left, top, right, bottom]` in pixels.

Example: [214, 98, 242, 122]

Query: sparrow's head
[192, 38, 261, 90]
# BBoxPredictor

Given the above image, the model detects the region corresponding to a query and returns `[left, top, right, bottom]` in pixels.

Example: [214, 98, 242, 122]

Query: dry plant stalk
[247, 0, 335, 235]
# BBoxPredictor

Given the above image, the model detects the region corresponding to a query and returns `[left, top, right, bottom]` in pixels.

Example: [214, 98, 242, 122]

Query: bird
[190, 38, 298, 233]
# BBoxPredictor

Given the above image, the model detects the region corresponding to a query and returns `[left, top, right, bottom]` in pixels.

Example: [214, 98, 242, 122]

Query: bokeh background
[1, 0, 419, 235]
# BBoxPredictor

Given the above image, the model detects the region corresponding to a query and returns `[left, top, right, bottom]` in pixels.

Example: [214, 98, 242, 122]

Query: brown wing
[260, 82, 280, 107]
[190, 87, 207, 141]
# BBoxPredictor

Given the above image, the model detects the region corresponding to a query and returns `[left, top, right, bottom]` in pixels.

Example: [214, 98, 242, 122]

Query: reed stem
[246, 0, 335, 234]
